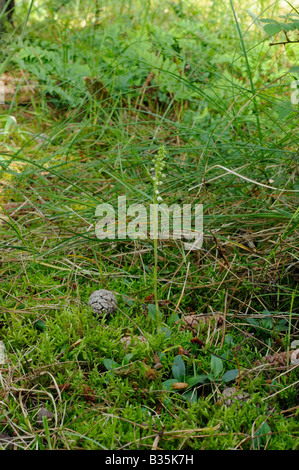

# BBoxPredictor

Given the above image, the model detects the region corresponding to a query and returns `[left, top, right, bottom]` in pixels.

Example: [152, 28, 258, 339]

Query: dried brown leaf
[176, 313, 222, 333]
[37, 406, 54, 424]
[178, 346, 190, 356]
[172, 382, 189, 390]
[190, 337, 205, 348]
[144, 365, 158, 380]
[82, 385, 97, 403]
[153, 354, 163, 370]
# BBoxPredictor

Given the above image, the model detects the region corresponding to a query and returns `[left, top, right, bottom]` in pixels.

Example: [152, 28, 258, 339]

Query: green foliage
[172, 354, 185, 381]
[252, 421, 272, 450]
[260, 14, 299, 36]
[210, 354, 224, 378]
[13, 43, 91, 107]
[0, 0, 298, 452]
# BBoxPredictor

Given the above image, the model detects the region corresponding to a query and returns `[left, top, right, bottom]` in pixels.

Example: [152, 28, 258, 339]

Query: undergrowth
[0, 0, 298, 450]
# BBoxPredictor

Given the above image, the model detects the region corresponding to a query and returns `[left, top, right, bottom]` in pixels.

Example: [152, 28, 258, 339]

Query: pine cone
[88, 289, 117, 316]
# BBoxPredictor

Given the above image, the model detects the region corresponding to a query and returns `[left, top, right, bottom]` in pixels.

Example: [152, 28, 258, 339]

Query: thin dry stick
[157, 423, 222, 437]
[11, 386, 59, 427]
[174, 262, 190, 313]
[261, 378, 299, 402]
[152, 433, 162, 450]
[270, 363, 298, 382]
[135, 70, 156, 111]
[234, 434, 252, 450]
[39, 371, 62, 405]
[18, 391, 34, 433]
[281, 405, 299, 415]
[269, 40, 299, 46]
[121, 422, 222, 449]
[166, 253, 190, 301]
[55, 338, 83, 361]
[191, 164, 299, 193]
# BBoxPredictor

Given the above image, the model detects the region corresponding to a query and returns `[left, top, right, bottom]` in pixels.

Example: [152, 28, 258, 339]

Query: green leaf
[34, 319, 47, 331]
[172, 354, 185, 381]
[206, 373, 215, 381]
[224, 334, 235, 346]
[58, 344, 69, 357]
[186, 374, 209, 387]
[281, 21, 296, 32]
[276, 101, 294, 120]
[260, 18, 279, 23]
[183, 389, 198, 403]
[247, 318, 259, 327]
[147, 304, 162, 322]
[210, 355, 223, 378]
[122, 353, 134, 365]
[103, 358, 119, 370]
[36, 434, 45, 450]
[222, 369, 239, 383]
[253, 422, 271, 449]
[261, 309, 273, 329]
[122, 296, 135, 307]
[289, 66, 299, 74]
[161, 325, 172, 338]
[263, 23, 282, 35]
[274, 319, 288, 333]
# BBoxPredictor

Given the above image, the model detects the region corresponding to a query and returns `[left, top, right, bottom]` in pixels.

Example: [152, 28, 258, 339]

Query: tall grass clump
[0, 0, 298, 451]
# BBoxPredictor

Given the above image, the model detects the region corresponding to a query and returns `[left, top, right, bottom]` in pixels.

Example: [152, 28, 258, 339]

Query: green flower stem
[151, 146, 166, 333]
[153, 203, 160, 333]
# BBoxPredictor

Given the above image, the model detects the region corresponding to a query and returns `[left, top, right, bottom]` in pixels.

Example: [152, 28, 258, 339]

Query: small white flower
[157, 196, 163, 202]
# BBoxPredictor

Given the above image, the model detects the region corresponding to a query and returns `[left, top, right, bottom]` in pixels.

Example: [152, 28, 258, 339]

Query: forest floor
[0, 0, 298, 450]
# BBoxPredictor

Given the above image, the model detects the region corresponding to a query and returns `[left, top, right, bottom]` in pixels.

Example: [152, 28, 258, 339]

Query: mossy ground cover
[0, 0, 298, 450]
